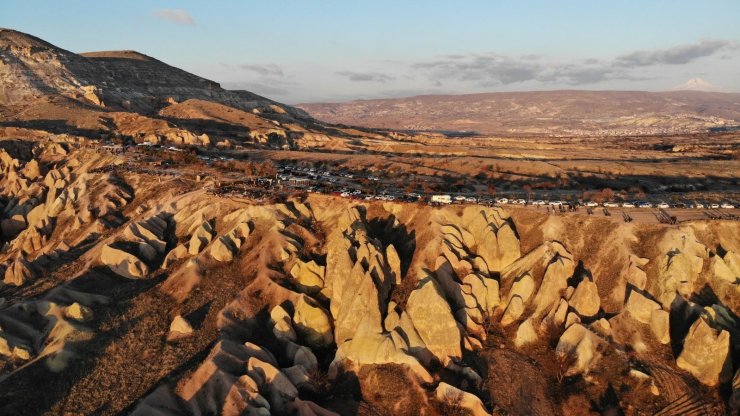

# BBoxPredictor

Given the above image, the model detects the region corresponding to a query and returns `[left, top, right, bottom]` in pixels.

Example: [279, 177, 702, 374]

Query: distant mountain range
[299, 89, 740, 136]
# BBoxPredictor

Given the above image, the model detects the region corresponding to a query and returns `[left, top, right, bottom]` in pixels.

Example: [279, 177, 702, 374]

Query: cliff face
[0, 139, 737, 415]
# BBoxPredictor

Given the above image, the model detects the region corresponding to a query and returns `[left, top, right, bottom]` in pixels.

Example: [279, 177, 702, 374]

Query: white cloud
[152, 9, 196, 26]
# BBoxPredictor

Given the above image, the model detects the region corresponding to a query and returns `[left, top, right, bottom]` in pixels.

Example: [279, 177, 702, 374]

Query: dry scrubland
[0, 28, 739, 415]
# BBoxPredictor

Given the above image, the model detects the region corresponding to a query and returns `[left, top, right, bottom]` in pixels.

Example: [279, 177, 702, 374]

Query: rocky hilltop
[0, 28, 307, 118]
[298, 90, 740, 136]
[0, 138, 737, 415]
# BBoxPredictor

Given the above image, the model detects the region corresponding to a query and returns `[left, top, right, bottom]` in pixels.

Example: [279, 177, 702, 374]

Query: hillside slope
[299, 90, 740, 136]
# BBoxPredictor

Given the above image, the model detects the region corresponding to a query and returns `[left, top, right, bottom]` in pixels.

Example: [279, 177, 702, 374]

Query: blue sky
[2, 0, 739, 103]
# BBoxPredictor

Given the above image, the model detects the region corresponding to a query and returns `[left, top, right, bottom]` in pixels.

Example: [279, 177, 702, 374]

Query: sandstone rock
[292, 296, 333, 348]
[289, 260, 325, 294]
[0, 335, 12, 357]
[624, 290, 661, 324]
[64, 302, 93, 322]
[100, 245, 149, 279]
[569, 279, 600, 318]
[210, 235, 237, 262]
[25, 203, 46, 228]
[189, 222, 214, 255]
[330, 317, 432, 383]
[565, 312, 581, 328]
[13, 345, 31, 360]
[270, 305, 297, 342]
[650, 309, 670, 344]
[3, 256, 35, 286]
[556, 324, 606, 376]
[514, 318, 538, 347]
[435, 382, 491, 416]
[676, 317, 732, 386]
[406, 277, 461, 364]
[162, 243, 188, 268]
[246, 357, 298, 414]
[21, 159, 41, 178]
[501, 273, 535, 326]
[168, 315, 194, 340]
[656, 238, 707, 306]
[590, 318, 612, 337]
[386, 244, 402, 284]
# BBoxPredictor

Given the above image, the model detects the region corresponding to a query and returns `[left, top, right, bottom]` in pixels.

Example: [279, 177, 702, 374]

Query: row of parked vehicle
[585, 201, 735, 209]
[441, 196, 736, 209]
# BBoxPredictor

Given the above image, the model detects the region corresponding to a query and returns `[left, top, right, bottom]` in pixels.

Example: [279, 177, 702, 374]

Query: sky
[1, 0, 739, 103]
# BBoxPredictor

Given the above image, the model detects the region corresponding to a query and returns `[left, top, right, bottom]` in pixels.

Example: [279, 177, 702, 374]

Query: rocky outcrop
[676, 317, 732, 386]
[167, 315, 193, 341]
[100, 244, 149, 279]
[435, 382, 491, 416]
[3, 255, 35, 286]
[555, 324, 607, 375]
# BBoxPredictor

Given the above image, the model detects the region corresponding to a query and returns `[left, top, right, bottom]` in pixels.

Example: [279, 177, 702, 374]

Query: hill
[298, 90, 740, 136]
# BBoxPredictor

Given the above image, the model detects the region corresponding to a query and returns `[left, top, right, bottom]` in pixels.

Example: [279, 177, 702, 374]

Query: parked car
[514, 199, 526, 205]
[549, 200, 564, 206]
[496, 198, 509, 204]
[622, 202, 635, 208]
[604, 202, 619, 208]
[431, 195, 452, 204]
[637, 202, 652, 208]
[532, 200, 546, 206]
[710, 203, 720, 209]
[720, 203, 735, 209]
[694, 202, 704, 209]
[657, 202, 670, 209]
[585, 201, 599, 207]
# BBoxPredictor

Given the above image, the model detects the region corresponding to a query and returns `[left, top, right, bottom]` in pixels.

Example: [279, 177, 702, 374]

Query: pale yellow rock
[676, 317, 732, 386]
[162, 244, 188, 268]
[556, 324, 606, 375]
[650, 309, 670, 344]
[270, 305, 297, 342]
[569, 279, 600, 317]
[406, 278, 462, 364]
[21, 159, 41, 178]
[13, 345, 31, 360]
[591, 318, 612, 337]
[514, 318, 538, 347]
[293, 296, 333, 348]
[64, 302, 93, 322]
[189, 222, 214, 255]
[386, 244, 402, 284]
[289, 260, 325, 294]
[501, 273, 535, 325]
[624, 290, 661, 324]
[435, 382, 491, 416]
[100, 245, 149, 279]
[3, 256, 35, 286]
[565, 312, 581, 329]
[210, 235, 237, 262]
[168, 315, 194, 340]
